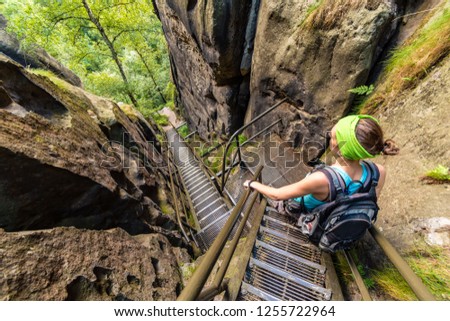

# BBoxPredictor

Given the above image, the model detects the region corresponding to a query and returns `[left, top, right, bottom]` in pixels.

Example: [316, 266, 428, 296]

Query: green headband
[335, 115, 380, 160]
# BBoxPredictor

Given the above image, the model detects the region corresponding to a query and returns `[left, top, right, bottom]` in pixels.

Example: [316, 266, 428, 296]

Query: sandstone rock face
[0, 14, 82, 87]
[153, 0, 258, 139]
[246, 0, 398, 157]
[154, 0, 403, 157]
[0, 55, 176, 238]
[373, 55, 450, 248]
[0, 228, 189, 300]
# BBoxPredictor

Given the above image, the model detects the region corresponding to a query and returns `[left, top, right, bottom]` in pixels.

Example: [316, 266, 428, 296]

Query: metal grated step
[265, 209, 296, 224]
[262, 215, 308, 241]
[239, 282, 280, 301]
[245, 259, 331, 301]
[253, 240, 326, 285]
[168, 128, 230, 251]
[258, 227, 322, 263]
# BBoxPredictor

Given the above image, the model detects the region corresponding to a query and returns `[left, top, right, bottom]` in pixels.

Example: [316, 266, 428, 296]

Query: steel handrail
[177, 165, 263, 301]
[167, 149, 191, 243]
[197, 190, 260, 300]
[241, 118, 282, 148]
[369, 226, 436, 300]
[220, 98, 288, 191]
[343, 250, 371, 301]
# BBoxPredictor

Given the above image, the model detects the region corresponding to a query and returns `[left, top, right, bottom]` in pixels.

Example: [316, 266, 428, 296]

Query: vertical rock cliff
[0, 55, 176, 237]
[153, 0, 417, 155]
[153, 0, 260, 139]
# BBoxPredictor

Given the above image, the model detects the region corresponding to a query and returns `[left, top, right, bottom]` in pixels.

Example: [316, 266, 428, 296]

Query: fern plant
[348, 84, 374, 96]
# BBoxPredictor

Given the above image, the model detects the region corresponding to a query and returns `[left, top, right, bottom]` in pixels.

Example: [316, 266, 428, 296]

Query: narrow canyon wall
[247, 0, 398, 153]
[154, 0, 409, 157]
[153, 0, 259, 139]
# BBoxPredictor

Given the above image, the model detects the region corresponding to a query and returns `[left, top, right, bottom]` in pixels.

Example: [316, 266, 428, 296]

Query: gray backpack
[297, 161, 380, 253]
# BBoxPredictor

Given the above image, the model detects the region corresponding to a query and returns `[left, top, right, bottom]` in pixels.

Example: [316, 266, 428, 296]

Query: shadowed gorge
[0, 0, 449, 303]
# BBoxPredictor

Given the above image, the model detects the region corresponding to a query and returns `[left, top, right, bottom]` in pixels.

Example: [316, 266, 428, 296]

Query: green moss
[34, 135, 45, 144]
[180, 262, 197, 281]
[160, 203, 174, 215]
[362, 7, 450, 113]
[425, 165, 450, 182]
[178, 124, 189, 138]
[184, 209, 197, 229]
[119, 104, 140, 122]
[28, 68, 70, 90]
[373, 242, 450, 300]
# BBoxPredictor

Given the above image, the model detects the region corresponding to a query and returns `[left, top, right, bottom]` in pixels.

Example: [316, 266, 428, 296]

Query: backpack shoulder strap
[317, 166, 346, 201]
[361, 160, 380, 187]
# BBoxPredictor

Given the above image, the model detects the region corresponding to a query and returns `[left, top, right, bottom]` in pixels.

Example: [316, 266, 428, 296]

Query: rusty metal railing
[220, 98, 288, 192]
[177, 165, 263, 301]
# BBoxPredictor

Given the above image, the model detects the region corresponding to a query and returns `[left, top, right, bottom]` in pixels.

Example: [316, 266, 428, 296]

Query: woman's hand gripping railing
[177, 165, 264, 301]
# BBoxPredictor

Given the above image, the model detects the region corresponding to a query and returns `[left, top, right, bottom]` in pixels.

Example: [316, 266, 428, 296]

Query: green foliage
[152, 113, 169, 127]
[348, 84, 374, 114]
[29, 68, 70, 90]
[406, 244, 450, 300]
[373, 265, 417, 300]
[138, 108, 169, 127]
[238, 134, 247, 145]
[361, 6, 450, 113]
[425, 165, 450, 182]
[2, 0, 171, 118]
[348, 84, 374, 96]
[178, 124, 189, 138]
[385, 8, 450, 77]
[164, 82, 177, 109]
[356, 264, 375, 289]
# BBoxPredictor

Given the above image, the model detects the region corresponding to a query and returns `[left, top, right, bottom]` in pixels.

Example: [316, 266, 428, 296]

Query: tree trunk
[81, 0, 139, 107]
[135, 47, 167, 104]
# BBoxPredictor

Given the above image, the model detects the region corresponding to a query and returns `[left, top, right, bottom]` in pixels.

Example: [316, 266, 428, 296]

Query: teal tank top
[293, 163, 369, 211]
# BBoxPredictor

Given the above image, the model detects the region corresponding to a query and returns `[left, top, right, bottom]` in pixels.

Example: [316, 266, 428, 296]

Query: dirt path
[159, 107, 182, 131]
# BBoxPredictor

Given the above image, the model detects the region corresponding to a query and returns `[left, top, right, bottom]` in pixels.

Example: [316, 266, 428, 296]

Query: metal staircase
[169, 99, 435, 302]
[238, 208, 331, 301]
[167, 128, 231, 250]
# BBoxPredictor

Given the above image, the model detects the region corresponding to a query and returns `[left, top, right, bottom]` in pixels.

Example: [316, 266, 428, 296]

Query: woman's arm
[243, 171, 329, 201]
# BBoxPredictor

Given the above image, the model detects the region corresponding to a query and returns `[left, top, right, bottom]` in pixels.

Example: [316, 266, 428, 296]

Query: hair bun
[382, 139, 400, 155]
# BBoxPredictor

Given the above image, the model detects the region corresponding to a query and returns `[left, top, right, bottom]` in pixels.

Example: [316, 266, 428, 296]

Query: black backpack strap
[318, 167, 346, 201]
[361, 160, 380, 187]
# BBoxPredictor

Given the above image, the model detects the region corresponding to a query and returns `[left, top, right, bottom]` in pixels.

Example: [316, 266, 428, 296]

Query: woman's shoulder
[305, 168, 332, 185]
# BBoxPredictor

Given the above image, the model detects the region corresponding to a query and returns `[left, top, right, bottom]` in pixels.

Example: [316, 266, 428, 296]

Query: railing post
[369, 225, 436, 300]
[235, 136, 242, 164]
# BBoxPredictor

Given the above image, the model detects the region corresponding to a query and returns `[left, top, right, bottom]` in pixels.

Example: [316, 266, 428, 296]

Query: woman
[243, 115, 399, 215]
